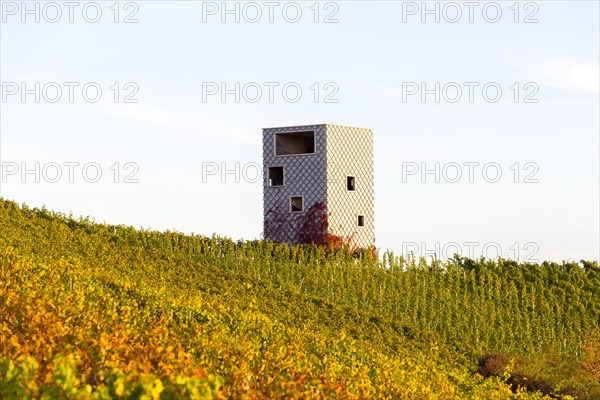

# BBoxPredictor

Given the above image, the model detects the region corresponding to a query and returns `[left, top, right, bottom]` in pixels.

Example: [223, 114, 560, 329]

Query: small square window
[358, 215, 365, 227]
[268, 166, 284, 186]
[290, 196, 303, 212]
[347, 176, 356, 191]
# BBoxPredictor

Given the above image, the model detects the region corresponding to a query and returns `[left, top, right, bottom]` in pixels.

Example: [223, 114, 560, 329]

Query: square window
[358, 215, 365, 227]
[290, 196, 303, 213]
[347, 176, 356, 191]
[268, 166, 284, 186]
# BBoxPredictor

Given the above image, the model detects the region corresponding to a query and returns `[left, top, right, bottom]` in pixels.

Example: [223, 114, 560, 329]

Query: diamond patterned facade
[263, 124, 374, 248]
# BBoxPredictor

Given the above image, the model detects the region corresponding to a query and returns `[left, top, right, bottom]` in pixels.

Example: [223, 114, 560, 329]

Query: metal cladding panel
[325, 125, 375, 248]
[262, 125, 327, 243]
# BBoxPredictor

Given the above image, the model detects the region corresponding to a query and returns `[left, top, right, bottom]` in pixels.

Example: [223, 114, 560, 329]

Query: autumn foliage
[297, 202, 359, 251]
[266, 201, 360, 252]
[1, 199, 599, 398]
[582, 330, 600, 381]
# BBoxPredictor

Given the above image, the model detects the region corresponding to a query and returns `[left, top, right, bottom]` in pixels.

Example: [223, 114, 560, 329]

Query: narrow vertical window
[347, 176, 356, 191]
[268, 166, 284, 186]
[358, 215, 365, 227]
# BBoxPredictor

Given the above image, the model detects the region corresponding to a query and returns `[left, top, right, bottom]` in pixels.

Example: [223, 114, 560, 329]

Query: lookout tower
[262, 124, 374, 248]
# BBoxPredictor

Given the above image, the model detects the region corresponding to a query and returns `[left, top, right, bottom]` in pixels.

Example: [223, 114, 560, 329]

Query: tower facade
[262, 124, 374, 248]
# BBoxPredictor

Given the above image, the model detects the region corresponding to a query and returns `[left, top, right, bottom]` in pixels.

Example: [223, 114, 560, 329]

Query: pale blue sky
[1, 1, 598, 262]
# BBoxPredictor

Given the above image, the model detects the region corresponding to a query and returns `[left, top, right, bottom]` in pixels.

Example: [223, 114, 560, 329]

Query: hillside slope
[0, 199, 598, 399]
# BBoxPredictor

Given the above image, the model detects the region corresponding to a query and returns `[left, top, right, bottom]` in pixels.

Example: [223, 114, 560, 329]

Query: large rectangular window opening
[358, 215, 365, 227]
[268, 166, 284, 187]
[275, 131, 315, 156]
[290, 196, 304, 213]
[347, 176, 356, 191]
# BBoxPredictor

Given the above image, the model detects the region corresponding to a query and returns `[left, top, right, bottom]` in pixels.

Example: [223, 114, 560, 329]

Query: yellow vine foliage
[581, 330, 600, 381]
[0, 199, 593, 398]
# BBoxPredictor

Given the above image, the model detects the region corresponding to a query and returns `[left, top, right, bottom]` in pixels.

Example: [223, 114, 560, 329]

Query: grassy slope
[0, 199, 598, 398]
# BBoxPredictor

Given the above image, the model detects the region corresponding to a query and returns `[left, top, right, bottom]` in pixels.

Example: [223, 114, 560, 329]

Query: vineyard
[1, 198, 599, 399]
